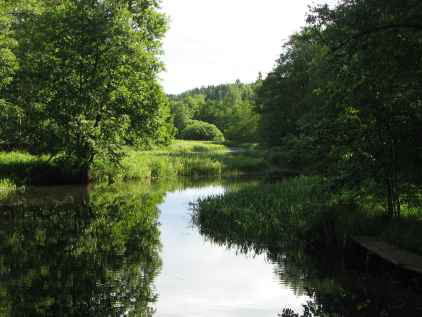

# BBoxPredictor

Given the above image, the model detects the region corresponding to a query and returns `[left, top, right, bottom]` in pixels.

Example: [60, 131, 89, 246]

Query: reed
[192, 176, 422, 255]
[0, 178, 17, 200]
[0, 140, 267, 185]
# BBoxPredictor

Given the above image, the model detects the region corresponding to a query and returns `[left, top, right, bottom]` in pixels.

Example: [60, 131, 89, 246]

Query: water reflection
[155, 185, 309, 317]
[192, 195, 422, 317]
[4, 177, 416, 317]
[0, 189, 162, 316]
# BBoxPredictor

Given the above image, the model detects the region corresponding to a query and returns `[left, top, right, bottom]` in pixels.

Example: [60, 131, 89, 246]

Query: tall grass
[192, 176, 328, 251]
[0, 178, 17, 200]
[154, 140, 229, 153]
[192, 176, 422, 255]
[0, 151, 48, 184]
[91, 141, 267, 183]
[0, 140, 268, 185]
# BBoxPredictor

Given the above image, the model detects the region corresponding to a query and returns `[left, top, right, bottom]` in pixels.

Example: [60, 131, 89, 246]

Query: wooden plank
[352, 236, 422, 275]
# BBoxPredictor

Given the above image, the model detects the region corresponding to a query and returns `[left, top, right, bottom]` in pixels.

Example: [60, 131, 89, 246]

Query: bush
[180, 120, 225, 142]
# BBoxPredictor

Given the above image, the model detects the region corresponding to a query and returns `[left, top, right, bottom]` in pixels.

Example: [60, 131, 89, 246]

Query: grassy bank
[93, 140, 266, 182]
[0, 178, 17, 200]
[192, 176, 422, 255]
[0, 140, 267, 185]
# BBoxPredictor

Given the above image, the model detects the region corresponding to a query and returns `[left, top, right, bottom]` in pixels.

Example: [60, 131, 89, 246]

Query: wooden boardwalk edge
[352, 236, 422, 275]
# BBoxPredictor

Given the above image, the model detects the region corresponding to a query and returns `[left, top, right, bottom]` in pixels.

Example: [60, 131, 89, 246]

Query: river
[0, 178, 420, 316]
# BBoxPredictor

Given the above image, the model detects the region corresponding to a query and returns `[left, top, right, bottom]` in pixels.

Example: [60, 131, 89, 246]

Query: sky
[159, 0, 336, 95]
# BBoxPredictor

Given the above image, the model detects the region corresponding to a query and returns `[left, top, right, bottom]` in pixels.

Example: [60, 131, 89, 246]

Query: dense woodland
[168, 81, 260, 143]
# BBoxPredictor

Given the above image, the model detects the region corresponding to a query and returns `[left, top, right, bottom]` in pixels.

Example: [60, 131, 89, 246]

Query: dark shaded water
[1, 178, 421, 316]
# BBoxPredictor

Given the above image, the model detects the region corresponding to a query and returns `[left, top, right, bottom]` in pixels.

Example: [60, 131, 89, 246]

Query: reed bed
[0, 141, 267, 185]
[192, 176, 422, 255]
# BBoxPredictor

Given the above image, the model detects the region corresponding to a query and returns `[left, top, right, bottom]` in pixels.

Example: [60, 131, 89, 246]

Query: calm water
[155, 185, 308, 317]
[0, 179, 308, 316]
[1, 178, 421, 316]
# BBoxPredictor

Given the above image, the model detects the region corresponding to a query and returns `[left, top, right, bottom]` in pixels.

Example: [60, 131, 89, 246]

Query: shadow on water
[192, 205, 422, 317]
[0, 176, 260, 316]
[0, 186, 163, 316]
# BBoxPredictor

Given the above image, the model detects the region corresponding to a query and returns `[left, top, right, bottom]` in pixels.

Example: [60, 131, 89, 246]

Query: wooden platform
[352, 236, 422, 275]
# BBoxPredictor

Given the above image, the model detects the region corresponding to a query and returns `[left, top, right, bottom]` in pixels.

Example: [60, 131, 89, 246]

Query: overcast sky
[159, 0, 336, 95]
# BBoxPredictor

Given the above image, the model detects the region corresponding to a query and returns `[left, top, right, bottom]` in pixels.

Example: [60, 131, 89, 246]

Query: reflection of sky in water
[155, 185, 309, 317]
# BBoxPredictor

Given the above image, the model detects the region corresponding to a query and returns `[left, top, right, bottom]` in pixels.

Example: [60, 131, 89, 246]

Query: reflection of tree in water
[0, 190, 162, 316]
[275, 247, 422, 317]
[192, 209, 422, 317]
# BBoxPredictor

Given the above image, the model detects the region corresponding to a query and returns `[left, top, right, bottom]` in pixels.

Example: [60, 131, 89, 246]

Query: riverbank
[192, 176, 422, 257]
[0, 140, 267, 187]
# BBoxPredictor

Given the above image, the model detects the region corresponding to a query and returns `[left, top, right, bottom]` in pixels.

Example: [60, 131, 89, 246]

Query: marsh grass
[0, 151, 48, 184]
[152, 140, 229, 154]
[192, 176, 327, 251]
[192, 176, 422, 255]
[0, 140, 267, 185]
[0, 178, 17, 200]
[91, 141, 267, 183]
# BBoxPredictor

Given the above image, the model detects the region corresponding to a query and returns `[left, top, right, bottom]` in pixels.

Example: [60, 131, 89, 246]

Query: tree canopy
[0, 0, 172, 168]
[169, 81, 260, 143]
[256, 0, 422, 217]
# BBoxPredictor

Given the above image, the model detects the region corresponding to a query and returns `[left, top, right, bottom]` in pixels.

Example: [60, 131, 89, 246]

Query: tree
[5, 0, 169, 168]
[0, 0, 19, 143]
[256, 29, 332, 172]
[308, 0, 422, 217]
[170, 81, 260, 142]
[0, 0, 18, 91]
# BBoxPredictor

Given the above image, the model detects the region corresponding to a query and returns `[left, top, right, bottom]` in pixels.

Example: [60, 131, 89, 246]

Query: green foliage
[155, 140, 229, 153]
[0, 141, 267, 185]
[0, 151, 47, 184]
[0, 178, 16, 200]
[192, 176, 329, 251]
[306, 0, 422, 217]
[193, 175, 422, 255]
[0, 0, 18, 90]
[169, 81, 260, 142]
[100, 142, 266, 182]
[180, 120, 225, 142]
[0, 188, 162, 316]
[256, 0, 422, 217]
[1, 0, 171, 169]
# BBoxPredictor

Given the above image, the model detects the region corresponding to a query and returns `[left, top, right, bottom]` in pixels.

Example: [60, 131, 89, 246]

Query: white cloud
[159, 0, 336, 94]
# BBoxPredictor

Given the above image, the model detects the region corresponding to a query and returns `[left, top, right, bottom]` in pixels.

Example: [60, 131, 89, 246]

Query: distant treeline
[168, 80, 260, 143]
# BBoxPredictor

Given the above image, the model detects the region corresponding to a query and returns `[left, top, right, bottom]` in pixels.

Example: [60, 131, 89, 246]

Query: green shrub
[180, 120, 225, 142]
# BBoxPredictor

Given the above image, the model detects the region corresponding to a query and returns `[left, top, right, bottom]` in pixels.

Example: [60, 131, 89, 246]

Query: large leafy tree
[0, 0, 19, 141]
[257, 0, 422, 216]
[0, 0, 18, 91]
[308, 0, 422, 216]
[5, 0, 169, 168]
[256, 30, 333, 173]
